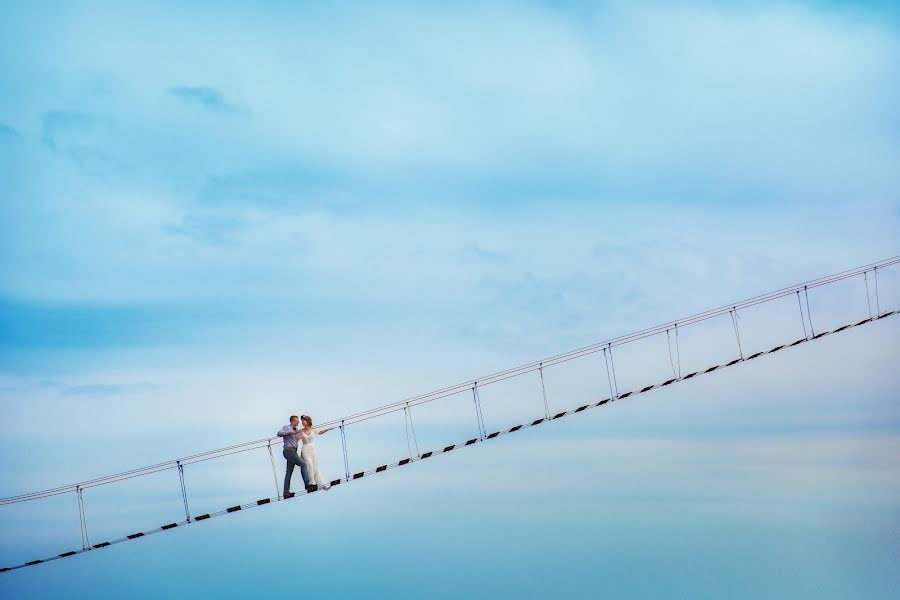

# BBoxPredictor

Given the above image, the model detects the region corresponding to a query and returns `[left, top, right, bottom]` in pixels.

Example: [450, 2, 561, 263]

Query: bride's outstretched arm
[318, 427, 335, 435]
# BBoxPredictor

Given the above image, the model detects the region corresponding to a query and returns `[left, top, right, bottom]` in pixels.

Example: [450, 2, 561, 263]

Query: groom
[277, 415, 309, 498]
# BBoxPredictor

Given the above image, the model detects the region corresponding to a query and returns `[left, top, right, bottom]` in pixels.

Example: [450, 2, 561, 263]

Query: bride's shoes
[306, 483, 332, 492]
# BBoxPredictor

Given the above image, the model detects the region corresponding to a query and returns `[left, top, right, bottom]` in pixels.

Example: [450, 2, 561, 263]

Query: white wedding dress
[299, 428, 330, 490]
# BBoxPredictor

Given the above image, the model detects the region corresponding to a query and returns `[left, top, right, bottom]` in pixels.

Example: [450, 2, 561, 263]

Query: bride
[299, 416, 334, 491]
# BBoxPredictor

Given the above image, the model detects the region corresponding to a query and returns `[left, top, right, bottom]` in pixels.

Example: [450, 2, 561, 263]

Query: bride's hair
[300, 415, 313, 427]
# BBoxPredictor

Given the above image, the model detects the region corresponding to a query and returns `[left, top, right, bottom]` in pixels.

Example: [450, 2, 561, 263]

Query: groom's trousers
[283, 448, 310, 495]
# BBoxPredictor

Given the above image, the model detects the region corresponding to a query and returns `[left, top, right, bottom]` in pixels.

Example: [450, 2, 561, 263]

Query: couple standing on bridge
[277, 415, 334, 498]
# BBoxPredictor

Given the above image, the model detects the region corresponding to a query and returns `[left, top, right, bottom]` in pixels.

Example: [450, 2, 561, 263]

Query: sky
[1, 0, 899, 597]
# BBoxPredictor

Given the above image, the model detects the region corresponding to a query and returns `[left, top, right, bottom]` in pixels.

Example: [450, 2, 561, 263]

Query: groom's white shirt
[277, 425, 299, 449]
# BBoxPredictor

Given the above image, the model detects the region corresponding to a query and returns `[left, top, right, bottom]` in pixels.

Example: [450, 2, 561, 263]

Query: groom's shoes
[306, 484, 318, 493]
[283, 492, 295, 499]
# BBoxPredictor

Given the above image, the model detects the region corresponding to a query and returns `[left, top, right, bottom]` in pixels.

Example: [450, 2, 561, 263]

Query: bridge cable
[2, 308, 897, 574]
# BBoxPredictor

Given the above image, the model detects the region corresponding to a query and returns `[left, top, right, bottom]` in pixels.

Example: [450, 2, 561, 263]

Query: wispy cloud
[38, 109, 124, 175]
[40, 110, 97, 149]
[162, 213, 245, 246]
[0, 123, 21, 140]
[197, 169, 358, 213]
[168, 85, 245, 114]
[61, 381, 158, 396]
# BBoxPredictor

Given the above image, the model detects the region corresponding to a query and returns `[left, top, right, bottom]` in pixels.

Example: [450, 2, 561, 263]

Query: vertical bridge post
[539, 363, 550, 420]
[404, 403, 420, 459]
[606, 344, 619, 399]
[267, 440, 281, 499]
[874, 267, 881, 317]
[77, 485, 89, 550]
[603, 347, 615, 399]
[177, 461, 190, 523]
[803, 285, 815, 337]
[796, 290, 809, 339]
[730, 308, 744, 360]
[340, 421, 350, 482]
[472, 384, 486, 440]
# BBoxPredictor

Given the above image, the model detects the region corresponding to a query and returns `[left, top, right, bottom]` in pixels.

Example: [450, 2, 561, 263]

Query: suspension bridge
[2, 256, 898, 574]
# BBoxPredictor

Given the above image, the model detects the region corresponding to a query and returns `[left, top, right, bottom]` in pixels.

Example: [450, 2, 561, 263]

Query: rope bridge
[1, 256, 898, 573]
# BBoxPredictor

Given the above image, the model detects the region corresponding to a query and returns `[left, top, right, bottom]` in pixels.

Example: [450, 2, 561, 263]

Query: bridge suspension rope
[3, 307, 896, 574]
[4, 257, 897, 507]
[1, 256, 898, 573]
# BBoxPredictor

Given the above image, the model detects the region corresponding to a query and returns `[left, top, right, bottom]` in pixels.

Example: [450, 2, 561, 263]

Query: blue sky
[1, 1, 899, 598]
